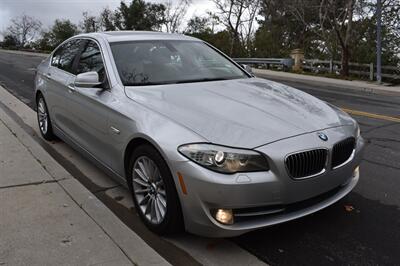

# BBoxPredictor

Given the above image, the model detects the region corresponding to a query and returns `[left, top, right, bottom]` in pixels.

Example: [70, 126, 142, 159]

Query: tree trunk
[341, 46, 350, 77]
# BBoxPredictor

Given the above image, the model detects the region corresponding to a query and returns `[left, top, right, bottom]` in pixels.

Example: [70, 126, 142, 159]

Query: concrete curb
[253, 69, 400, 96]
[0, 85, 170, 266]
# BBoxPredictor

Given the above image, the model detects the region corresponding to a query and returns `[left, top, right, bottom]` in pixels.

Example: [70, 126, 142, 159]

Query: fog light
[214, 209, 234, 225]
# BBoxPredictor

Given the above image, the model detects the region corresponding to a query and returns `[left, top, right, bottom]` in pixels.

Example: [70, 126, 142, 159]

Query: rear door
[46, 39, 83, 132]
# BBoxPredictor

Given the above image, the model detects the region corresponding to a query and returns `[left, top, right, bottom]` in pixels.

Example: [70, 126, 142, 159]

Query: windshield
[110, 40, 249, 86]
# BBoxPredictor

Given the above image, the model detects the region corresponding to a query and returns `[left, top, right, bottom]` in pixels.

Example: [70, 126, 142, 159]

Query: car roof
[76, 31, 200, 43]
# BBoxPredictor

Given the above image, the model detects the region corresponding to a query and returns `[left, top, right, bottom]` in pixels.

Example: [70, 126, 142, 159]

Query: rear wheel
[127, 144, 183, 234]
[37, 94, 56, 141]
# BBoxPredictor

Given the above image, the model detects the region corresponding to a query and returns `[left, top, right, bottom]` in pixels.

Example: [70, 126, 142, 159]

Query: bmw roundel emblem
[317, 132, 328, 141]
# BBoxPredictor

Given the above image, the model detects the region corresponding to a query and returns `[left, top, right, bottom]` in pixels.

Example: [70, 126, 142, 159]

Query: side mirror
[241, 64, 253, 74]
[74, 71, 102, 88]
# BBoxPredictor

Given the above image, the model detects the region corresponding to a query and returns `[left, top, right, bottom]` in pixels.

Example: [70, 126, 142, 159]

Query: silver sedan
[35, 31, 364, 237]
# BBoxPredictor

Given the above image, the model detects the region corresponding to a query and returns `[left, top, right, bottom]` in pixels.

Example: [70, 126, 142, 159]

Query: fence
[234, 57, 400, 81]
[233, 58, 294, 71]
[301, 59, 399, 81]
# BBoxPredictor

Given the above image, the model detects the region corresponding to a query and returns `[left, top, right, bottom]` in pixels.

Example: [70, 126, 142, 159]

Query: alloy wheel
[132, 156, 167, 224]
[37, 97, 48, 135]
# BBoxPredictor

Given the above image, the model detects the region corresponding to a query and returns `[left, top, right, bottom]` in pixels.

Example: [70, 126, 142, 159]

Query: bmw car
[35, 31, 364, 237]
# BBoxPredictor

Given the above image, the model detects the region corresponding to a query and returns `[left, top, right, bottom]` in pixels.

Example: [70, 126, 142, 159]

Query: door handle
[67, 85, 76, 93]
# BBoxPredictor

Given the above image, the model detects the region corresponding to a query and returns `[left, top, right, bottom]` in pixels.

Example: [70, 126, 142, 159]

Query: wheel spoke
[38, 102, 45, 113]
[145, 196, 153, 215]
[139, 193, 151, 206]
[157, 194, 167, 208]
[134, 168, 148, 182]
[155, 197, 166, 217]
[158, 189, 166, 197]
[138, 161, 150, 180]
[151, 197, 157, 222]
[154, 198, 161, 223]
[134, 188, 150, 194]
[133, 177, 149, 187]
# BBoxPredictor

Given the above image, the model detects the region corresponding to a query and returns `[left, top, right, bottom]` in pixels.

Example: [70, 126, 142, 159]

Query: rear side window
[76, 40, 106, 82]
[51, 39, 82, 73]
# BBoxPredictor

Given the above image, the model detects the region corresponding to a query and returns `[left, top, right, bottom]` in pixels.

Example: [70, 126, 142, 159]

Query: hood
[125, 78, 354, 148]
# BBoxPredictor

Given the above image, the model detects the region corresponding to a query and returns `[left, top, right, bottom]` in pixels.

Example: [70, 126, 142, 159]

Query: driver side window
[76, 40, 107, 85]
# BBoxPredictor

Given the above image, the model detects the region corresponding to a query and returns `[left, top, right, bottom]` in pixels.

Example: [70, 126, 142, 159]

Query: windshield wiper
[125, 82, 168, 86]
[175, 77, 232, 84]
[125, 77, 238, 86]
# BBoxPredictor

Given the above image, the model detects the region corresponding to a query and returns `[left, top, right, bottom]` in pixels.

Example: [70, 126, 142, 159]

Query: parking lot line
[341, 108, 400, 123]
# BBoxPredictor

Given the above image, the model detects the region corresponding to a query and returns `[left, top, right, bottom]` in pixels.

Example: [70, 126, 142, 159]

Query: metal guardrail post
[329, 60, 333, 73]
[370, 63, 374, 81]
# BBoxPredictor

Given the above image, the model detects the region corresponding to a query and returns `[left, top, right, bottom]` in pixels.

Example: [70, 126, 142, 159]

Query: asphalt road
[1, 50, 399, 265]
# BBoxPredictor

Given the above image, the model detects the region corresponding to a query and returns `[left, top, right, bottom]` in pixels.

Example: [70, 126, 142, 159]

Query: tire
[36, 94, 56, 141]
[127, 144, 183, 235]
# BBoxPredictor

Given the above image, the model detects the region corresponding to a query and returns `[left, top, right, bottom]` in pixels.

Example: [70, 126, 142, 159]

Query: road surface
[1, 50, 399, 265]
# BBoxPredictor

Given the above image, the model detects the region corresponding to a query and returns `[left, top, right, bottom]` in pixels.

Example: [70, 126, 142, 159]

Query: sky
[0, 0, 213, 40]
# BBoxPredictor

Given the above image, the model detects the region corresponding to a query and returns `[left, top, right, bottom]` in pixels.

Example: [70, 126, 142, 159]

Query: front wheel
[37, 94, 56, 141]
[127, 144, 183, 234]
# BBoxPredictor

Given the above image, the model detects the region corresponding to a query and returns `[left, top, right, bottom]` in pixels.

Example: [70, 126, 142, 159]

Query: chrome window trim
[49, 36, 112, 89]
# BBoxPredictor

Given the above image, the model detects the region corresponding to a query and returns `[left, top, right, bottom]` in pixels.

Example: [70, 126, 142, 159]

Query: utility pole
[376, 0, 382, 83]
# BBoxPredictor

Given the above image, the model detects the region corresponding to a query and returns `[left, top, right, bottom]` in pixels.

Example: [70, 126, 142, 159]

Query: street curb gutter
[0, 85, 170, 266]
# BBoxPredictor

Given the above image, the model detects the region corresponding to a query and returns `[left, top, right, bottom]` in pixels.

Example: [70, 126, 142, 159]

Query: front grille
[285, 149, 327, 179]
[332, 137, 356, 168]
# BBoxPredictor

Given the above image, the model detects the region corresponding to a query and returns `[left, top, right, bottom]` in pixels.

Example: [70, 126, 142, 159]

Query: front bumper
[172, 126, 365, 238]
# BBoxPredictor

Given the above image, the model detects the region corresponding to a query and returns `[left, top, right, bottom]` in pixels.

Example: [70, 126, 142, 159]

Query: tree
[114, 0, 166, 31]
[324, 0, 356, 76]
[49, 19, 79, 47]
[2, 34, 20, 48]
[284, 0, 358, 76]
[356, 0, 400, 66]
[81, 12, 100, 33]
[185, 14, 232, 55]
[163, 0, 192, 33]
[255, 0, 322, 58]
[212, 0, 261, 56]
[34, 31, 54, 51]
[186, 16, 213, 35]
[6, 14, 42, 47]
[36, 19, 79, 51]
[99, 7, 117, 31]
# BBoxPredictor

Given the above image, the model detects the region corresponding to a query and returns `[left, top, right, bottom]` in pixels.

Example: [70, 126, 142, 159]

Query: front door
[66, 39, 115, 168]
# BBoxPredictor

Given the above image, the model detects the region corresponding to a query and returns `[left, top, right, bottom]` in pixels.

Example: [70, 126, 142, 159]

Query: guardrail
[233, 58, 294, 71]
[303, 59, 400, 81]
[234, 57, 399, 81]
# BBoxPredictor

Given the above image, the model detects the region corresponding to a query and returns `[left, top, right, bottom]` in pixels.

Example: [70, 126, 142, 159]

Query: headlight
[178, 143, 269, 174]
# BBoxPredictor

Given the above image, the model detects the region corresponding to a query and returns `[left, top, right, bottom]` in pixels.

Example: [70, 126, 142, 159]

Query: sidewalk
[0, 93, 169, 265]
[253, 68, 400, 95]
